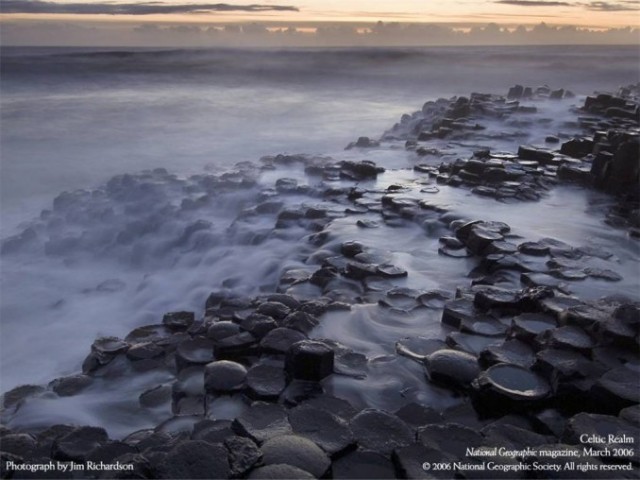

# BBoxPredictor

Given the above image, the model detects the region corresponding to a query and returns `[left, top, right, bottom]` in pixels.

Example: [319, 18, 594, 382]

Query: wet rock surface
[1, 83, 639, 479]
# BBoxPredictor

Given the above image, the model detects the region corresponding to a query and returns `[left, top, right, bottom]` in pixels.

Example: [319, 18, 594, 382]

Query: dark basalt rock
[479, 339, 536, 368]
[482, 423, 553, 450]
[2, 384, 45, 409]
[518, 241, 550, 256]
[256, 301, 291, 321]
[225, 435, 262, 478]
[86, 441, 137, 463]
[340, 160, 384, 180]
[562, 412, 639, 462]
[156, 440, 229, 479]
[376, 264, 408, 278]
[214, 331, 258, 357]
[172, 365, 205, 404]
[459, 317, 508, 337]
[260, 328, 306, 354]
[175, 337, 215, 371]
[620, 405, 640, 426]
[425, 349, 480, 389]
[289, 404, 354, 456]
[447, 332, 499, 356]
[591, 366, 640, 414]
[285, 340, 334, 381]
[240, 313, 278, 339]
[531, 408, 568, 437]
[534, 348, 594, 383]
[441, 298, 477, 329]
[350, 409, 414, 455]
[394, 403, 443, 428]
[0, 433, 37, 457]
[125, 324, 172, 344]
[91, 336, 129, 358]
[510, 313, 557, 340]
[162, 311, 195, 331]
[466, 226, 504, 255]
[517, 145, 554, 163]
[332, 450, 396, 479]
[49, 374, 92, 397]
[126, 342, 165, 363]
[418, 423, 486, 458]
[560, 303, 609, 329]
[232, 402, 292, 444]
[303, 395, 358, 421]
[474, 286, 519, 311]
[207, 320, 241, 341]
[393, 443, 457, 479]
[51, 426, 109, 462]
[246, 364, 286, 400]
[204, 360, 247, 393]
[472, 364, 551, 416]
[541, 325, 594, 352]
[139, 384, 172, 408]
[282, 311, 318, 334]
[247, 464, 315, 479]
[192, 419, 234, 444]
[261, 435, 330, 478]
[396, 337, 448, 362]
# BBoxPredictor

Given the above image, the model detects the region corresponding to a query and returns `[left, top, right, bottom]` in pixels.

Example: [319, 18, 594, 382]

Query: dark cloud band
[1, 1, 299, 15]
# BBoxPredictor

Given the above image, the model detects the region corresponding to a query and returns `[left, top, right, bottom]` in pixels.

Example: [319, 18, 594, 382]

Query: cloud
[495, 0, 573, 5]
[585, 1, 640, 10]
[0, 1, 299, 15]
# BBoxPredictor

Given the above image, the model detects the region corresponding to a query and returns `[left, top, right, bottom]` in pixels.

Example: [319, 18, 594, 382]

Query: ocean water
[1, 45, 639, 435]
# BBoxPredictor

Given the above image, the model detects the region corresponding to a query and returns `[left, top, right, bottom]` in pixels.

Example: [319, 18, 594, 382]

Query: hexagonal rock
[510, 313, 557, 340]
[49, 374, 92, 397]
[91, 336, 129, 357]
[620, 405, 640, 426]
[0, 433, 37, 457]
[590, 366, 640, 414]
[541, 325, 594, 353]
[204, 360, 247, 393]
[479, 339, 536, 369]
[260, 435, 330, 478]
[471, 364, 551, 416]
[156, 440, 229, 479]
[51, 426, 109, 462]
[224, 435, 262, 477]
[562, 412, 640, 462]
[246, 364, 286, 400]
[247, 464, 315, 479]
[332, 450, 396, 479]
[260, 328, 306, 354]
[2, 384, 45, 409]
[425, 349, 480, 389]
[441, 298, 477, 329]
[232, 402, 292, 444]
[473, 286, 519, 311]
[285, 340, 334, 381]
[466, 226, 504, 255]
[256, 301, 291, 321]
[349, 409, 414, 455]
[288, 404, 354, 456]
[418, 423, 486, 458]
[162, 311, 195, 330]
[175, 337, 215, 371]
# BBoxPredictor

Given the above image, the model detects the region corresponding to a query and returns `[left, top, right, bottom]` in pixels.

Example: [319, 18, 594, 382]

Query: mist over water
[1, 45, 639, 435]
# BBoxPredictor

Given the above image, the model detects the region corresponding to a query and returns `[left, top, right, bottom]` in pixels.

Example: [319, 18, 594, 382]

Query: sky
[1, 0, 639, 46]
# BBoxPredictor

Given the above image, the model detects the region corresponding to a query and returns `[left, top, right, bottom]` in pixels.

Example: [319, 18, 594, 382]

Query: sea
[1, 45, 638, 436]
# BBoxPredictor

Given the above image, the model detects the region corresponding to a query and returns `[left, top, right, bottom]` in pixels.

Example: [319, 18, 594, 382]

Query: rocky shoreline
[1, 84, 639, 479]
